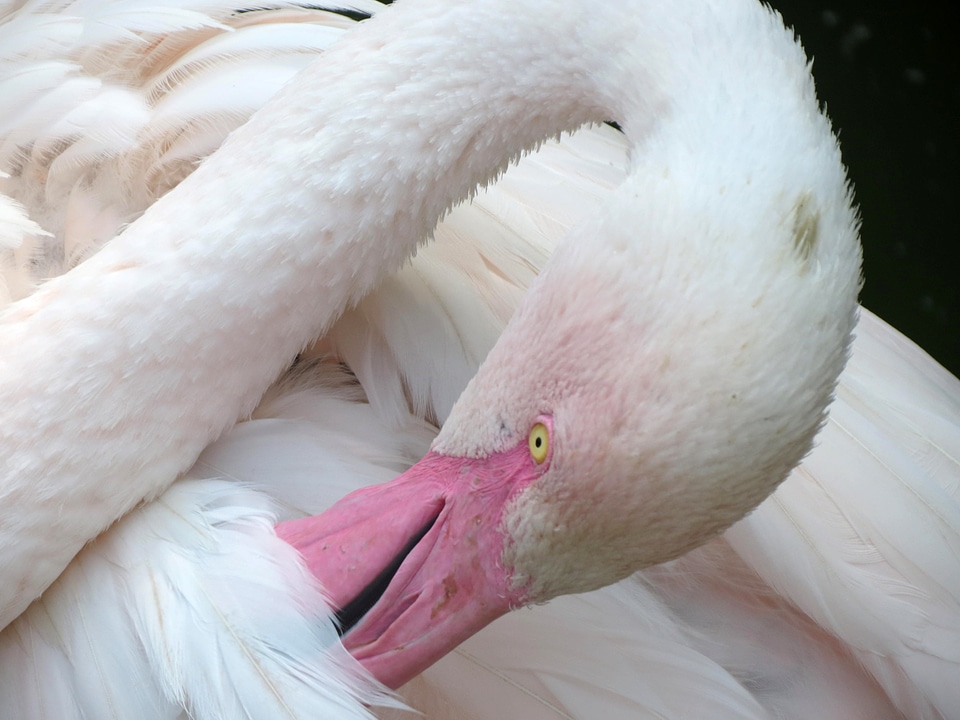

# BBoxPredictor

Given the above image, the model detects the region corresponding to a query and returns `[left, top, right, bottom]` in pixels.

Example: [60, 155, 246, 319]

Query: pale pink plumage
[0, 1, 956, 719]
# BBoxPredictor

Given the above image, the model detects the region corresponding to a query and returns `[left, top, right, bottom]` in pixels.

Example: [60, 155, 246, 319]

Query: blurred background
[768, 0, 959, 376]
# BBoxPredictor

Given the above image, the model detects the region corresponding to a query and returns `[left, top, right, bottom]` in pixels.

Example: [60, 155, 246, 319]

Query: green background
[769, 0, 959, 377]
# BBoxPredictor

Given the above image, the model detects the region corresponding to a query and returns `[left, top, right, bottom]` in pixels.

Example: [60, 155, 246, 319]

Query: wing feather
[0, 478, 392, 719]
[726, 308, 960, 719]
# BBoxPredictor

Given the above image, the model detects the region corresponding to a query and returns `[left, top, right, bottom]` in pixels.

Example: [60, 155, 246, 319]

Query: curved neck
[0, 0, 850, 626]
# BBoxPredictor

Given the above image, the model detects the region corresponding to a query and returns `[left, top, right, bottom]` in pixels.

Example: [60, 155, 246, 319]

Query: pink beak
[276, 444, 540, 688]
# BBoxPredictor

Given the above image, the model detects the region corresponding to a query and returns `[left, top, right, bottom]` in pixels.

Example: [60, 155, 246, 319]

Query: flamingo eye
[528, 423, 549, 465]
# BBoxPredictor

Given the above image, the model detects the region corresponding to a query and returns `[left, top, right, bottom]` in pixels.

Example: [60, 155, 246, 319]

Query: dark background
[768, 0, 959, 377]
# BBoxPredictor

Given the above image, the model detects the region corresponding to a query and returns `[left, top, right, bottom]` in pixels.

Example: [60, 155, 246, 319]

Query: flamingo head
[278, 176, 859, 688]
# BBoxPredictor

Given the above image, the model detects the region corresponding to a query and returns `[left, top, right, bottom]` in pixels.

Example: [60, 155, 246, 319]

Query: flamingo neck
[0, 0, 854, 628]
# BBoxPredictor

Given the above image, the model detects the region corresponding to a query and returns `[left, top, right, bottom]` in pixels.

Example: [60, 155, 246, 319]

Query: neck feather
[0, 0, 858, 626]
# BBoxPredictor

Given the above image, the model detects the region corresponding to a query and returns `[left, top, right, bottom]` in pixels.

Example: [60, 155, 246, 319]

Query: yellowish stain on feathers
[791, 192, 820, 263]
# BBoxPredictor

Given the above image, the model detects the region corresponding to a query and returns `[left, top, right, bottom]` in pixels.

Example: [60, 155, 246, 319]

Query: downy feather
[0, 477, 391, 719]
[0, 2, 957, 718]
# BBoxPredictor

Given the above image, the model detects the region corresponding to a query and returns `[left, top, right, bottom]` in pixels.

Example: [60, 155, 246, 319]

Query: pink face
[275, 416, 554, 688]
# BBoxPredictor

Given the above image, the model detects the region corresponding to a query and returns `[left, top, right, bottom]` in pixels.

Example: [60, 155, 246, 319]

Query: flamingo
[0, 0, 957, 718]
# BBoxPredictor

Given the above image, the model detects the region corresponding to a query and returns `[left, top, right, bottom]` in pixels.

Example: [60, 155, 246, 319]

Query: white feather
[0, 476, 392, 719]
[0, 1, 956, 719]
[726, 306, 960, 720]
[0, 185, 47, 300]
[0, 0, 353, 283]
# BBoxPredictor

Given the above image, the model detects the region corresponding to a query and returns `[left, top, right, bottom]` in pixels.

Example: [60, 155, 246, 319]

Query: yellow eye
[528, 422, 549, 465]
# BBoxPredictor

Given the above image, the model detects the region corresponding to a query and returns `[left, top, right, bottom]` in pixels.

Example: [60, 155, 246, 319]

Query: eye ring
[528, 422, 549, 465]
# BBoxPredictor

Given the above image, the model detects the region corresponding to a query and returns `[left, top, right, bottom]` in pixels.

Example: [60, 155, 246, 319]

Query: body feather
[0, 1, 956, 718]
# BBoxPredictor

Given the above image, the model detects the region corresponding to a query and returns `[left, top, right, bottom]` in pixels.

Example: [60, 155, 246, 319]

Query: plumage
[0, 477, 391, 720]
[0, 1, 957, 719]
